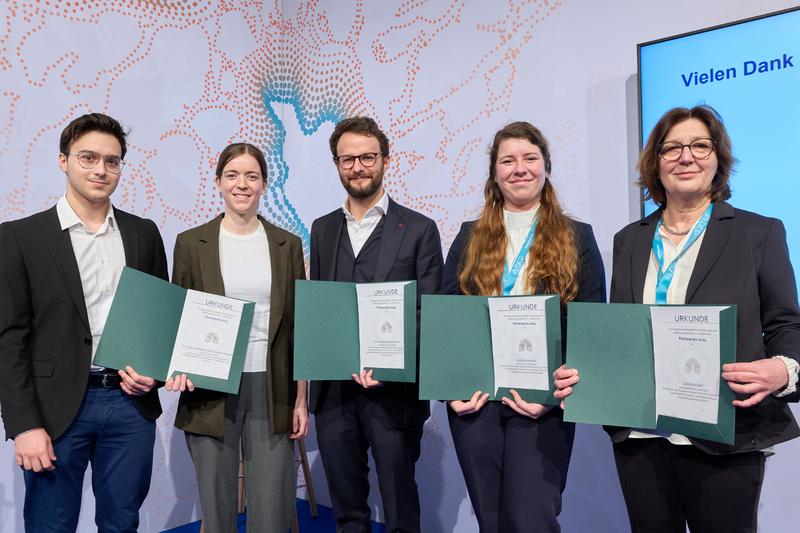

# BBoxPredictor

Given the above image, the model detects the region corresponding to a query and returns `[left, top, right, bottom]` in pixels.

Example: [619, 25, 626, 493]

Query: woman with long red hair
[441, 121, 605, 532]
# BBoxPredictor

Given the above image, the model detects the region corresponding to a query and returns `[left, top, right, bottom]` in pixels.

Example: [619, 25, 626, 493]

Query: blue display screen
[638, 8, 800, 287]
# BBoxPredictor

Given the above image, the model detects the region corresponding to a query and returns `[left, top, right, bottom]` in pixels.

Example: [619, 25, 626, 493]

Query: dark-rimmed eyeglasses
[657, 139, 715, 162]
[68, 151, 125, 174]
[334, 152, 380, 170]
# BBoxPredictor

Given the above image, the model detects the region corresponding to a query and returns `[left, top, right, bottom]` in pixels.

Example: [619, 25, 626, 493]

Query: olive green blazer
[171, 214, 305, 436]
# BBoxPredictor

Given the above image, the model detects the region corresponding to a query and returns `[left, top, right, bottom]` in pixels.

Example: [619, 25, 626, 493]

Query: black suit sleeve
[758, 219, 800, 402]
[609, 228, 628, 304]
[0, 222, 44, 439]
[414, 218, 444, 296]
[575, 223, 606, 304]
[309, 221, 321, 281]
[148, 219, 168, 281]
[440, 222, 471, 295]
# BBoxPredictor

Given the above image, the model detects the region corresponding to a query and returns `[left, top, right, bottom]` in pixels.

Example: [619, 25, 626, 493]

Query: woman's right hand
[448, 390, 489, 415]
[553, 365, 579, 409]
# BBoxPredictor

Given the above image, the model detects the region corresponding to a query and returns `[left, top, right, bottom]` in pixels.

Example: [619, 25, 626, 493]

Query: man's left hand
[118, 366, 156, 396]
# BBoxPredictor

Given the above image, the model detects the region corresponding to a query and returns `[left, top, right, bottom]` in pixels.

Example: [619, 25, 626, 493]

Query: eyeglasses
[68, 151, 126, 174]
[657, 138, 715, 161]
[334, 152, 380, 170]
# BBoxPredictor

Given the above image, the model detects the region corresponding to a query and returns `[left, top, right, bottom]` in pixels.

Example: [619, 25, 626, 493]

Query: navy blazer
[0, 206, 167, 440]
[609, 201, 800, 454]
[308, 196, 444, 428]
[441, 218, 607, 359]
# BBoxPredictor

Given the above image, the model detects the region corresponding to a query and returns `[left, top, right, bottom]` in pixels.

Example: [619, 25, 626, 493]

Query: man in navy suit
[309, 116, 443, 532]
[0, 113, 167, 532]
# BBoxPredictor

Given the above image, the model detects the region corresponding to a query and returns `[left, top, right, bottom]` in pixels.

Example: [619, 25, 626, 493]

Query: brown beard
[342, 173, 383, 199]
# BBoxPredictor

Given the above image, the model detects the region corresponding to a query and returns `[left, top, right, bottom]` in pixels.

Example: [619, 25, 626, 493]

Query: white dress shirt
[342, 190, 389, 257]
[219, 223, 271, 373]
[56, 196, 126, 371]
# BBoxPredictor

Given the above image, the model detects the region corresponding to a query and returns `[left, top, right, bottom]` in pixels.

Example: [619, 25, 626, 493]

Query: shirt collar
[341, 189, 389, 222]
[56, 195, 117, 233]
[503, 206, 539, 230]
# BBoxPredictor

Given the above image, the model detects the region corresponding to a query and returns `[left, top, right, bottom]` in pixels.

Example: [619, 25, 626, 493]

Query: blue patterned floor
[161, 499, 386, 532]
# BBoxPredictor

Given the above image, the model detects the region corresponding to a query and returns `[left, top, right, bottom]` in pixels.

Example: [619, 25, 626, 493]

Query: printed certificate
[651, 306, 728, 425]
[95, 268, 254, 393]
[167, 291, 247, 381]
[488, 296, 551, 393]
[356, 282, 409, 370]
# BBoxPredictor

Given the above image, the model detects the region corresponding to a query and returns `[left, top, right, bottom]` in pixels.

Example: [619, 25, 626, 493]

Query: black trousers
[315, 384, 424, 533]
[447, 402, 575, 533]
[613, 438, 766, 533]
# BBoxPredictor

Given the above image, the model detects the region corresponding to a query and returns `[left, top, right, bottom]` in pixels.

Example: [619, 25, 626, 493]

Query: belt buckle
[101, 373, 113, 388]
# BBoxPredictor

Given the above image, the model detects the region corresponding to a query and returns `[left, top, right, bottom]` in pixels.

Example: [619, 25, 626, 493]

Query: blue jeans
[23, 387, 156, 533]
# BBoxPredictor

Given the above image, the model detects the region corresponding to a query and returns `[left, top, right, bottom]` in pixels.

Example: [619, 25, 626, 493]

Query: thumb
[47, 438, 57, 461]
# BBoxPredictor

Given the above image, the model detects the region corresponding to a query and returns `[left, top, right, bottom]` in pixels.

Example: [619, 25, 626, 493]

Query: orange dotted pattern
[373, 0, 563, 246]
[1, 0, 564, 253]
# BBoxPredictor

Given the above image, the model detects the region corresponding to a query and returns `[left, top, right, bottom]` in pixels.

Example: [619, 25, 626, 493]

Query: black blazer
[308, 197, 444, 428]
[441, 218, 607, 360]
[0, 206, 168, 441]
[609, 201, 800, 453]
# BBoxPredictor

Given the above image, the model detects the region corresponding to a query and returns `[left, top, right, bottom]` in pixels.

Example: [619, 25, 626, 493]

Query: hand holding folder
[94, 268, 255, 394]
[563, 302, 736, 445]
[419, 294, 562, 405]
[293, 280, 418, 382]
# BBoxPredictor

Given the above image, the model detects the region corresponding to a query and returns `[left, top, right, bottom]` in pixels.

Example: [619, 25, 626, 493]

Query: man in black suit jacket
[0, 113, 167, 532]
[309, 117, 443, 532]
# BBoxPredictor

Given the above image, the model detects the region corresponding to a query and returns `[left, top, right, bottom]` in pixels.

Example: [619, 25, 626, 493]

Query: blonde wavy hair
[459, 122, 579, 302]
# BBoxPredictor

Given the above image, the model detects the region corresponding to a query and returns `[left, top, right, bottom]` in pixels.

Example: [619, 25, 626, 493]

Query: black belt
[87, 372, 122, 389]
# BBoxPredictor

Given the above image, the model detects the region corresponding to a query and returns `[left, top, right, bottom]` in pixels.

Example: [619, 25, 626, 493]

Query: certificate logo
[518, 338, 533, 352]
[684, 357, 701, 374]
[204, 331, 220, 344]
[380, 321, 394, 335]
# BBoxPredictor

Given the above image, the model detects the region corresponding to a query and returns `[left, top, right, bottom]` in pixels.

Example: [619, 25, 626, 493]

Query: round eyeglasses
[657, 139, 715, 162]
[68, 150, 126, 174]
[334, 152, 380, 170]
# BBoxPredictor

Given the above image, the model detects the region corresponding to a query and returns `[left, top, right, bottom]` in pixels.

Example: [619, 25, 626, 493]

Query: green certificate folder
[418, 294, 562, 404]
[564, 302, 736, 445]
[94, 267, 255, 394]
[293, 280, 418, 382]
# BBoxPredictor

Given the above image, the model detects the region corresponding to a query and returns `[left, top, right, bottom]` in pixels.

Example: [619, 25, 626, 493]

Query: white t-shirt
[219, 223, 271, 373]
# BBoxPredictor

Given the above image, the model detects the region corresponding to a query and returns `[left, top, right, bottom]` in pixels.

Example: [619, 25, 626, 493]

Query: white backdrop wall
[0, 1, 797, 531]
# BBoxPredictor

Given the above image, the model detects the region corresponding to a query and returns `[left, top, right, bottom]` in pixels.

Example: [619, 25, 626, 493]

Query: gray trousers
[186, 372, 295, 533]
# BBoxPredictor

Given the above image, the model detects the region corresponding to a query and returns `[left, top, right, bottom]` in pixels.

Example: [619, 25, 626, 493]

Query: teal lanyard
[652, 203, 713, 304]
[502, 222, 537, 296]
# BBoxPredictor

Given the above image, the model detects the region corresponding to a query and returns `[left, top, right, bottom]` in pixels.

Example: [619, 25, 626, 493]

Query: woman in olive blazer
[171, 214, 305, 438]
[168, 143, 307, 533]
